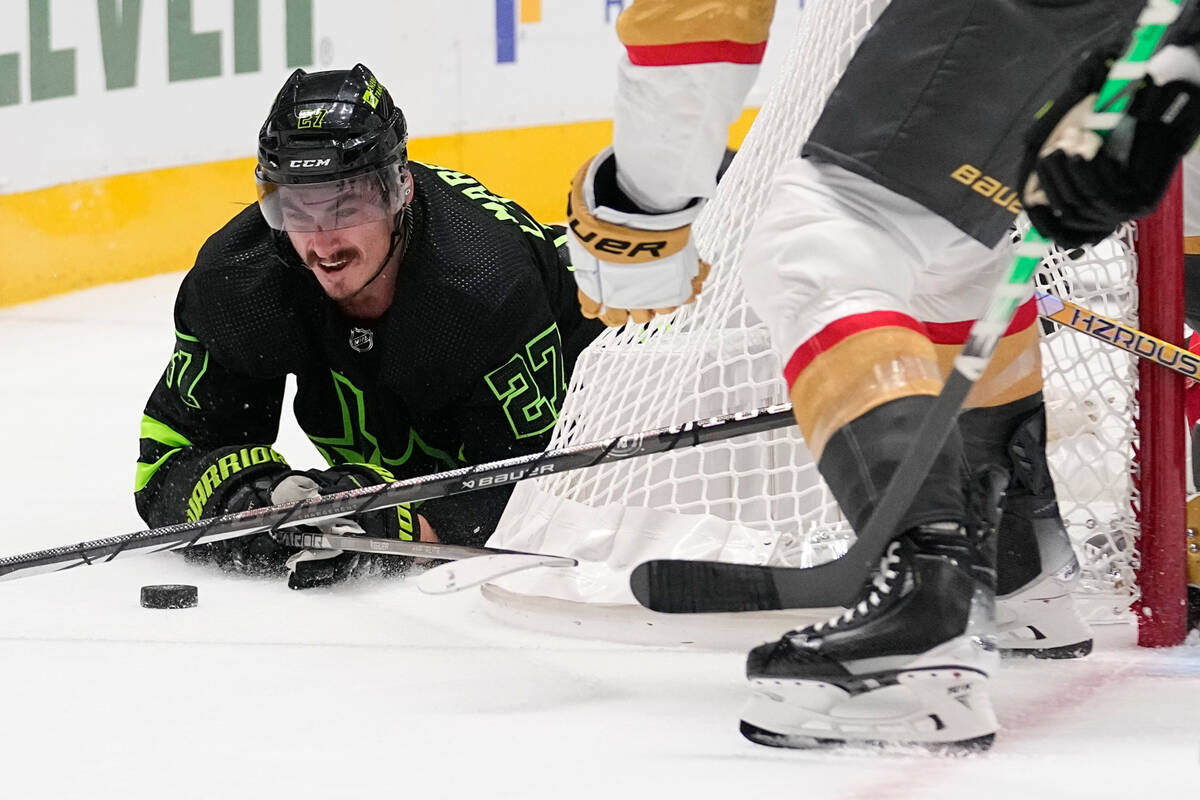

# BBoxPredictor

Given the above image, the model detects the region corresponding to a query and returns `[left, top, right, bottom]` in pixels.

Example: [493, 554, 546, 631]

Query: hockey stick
[629, 2, 1182, 614]
[274, 529, 577, 567]
[1035, 290, 1197, 378]
[630, 236, 1049, 612]
[0, 403, 795, 583]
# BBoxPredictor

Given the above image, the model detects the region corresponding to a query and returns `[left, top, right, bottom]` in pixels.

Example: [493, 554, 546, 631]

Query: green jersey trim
[140, 414, 194, 448]
[134, 448, 183, 493]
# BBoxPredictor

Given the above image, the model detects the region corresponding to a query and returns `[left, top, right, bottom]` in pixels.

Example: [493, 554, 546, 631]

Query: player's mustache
[305, 247, 358, 270]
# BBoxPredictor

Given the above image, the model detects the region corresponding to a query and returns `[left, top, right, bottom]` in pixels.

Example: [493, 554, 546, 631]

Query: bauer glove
[1021, 43, 1200, 249]
[567, 147, 709, 327]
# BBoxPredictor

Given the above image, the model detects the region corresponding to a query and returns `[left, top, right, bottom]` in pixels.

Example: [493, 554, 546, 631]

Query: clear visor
[256, 163, 407, 232]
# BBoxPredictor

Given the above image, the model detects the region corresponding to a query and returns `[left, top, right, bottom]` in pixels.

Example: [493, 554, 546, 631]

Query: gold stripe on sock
[934, 324, 1044, 409]
[790, 327, 942, 459]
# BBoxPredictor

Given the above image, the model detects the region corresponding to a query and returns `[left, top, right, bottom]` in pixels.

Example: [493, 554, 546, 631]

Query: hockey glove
[1021, 43, 1200, 248]
[180, 447, 295, 575]
[183, 458, 417, 585]
[293, 463, 420, 541]
[270, 465, 418, 591]
[567, 147, 709, 327]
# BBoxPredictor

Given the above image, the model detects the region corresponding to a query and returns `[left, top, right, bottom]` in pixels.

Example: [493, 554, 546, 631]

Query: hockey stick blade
[416, 553, 577, 595]
[631, 371, 974, 612]
[630, 560, 785, 612]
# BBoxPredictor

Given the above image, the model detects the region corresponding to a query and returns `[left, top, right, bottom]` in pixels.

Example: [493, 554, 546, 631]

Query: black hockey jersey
[136, 162, 601, 546]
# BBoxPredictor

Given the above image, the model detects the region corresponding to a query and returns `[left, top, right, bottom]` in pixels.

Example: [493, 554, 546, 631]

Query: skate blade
[995, 592, 1093, 660]
[741, 665, 997, 752]
[739, 720, 995, 754]
[1000, 638, 1093, 660]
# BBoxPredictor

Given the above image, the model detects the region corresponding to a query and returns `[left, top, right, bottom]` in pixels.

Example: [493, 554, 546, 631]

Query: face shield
[256, 163, 409, 232]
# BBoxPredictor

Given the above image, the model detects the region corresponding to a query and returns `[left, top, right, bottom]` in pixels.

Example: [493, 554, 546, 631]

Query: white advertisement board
[0, 0, 802, 193]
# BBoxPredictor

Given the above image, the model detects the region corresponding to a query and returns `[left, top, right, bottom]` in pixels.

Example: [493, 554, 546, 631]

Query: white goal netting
[488, 1, 1171, 634]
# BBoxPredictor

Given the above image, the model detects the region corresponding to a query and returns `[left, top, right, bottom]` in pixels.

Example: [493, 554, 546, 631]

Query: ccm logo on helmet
[289, 158, 332, 168]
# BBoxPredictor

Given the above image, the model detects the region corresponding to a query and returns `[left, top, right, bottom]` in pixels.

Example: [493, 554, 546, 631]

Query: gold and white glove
[567, 147, 709, 327]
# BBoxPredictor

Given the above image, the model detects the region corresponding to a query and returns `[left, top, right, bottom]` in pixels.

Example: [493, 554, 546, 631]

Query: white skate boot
[995, 516, 1091, 658]
[993, 462, 1092, 658]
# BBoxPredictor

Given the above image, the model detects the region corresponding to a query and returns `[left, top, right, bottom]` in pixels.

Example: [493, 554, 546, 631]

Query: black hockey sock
[817, 395, 966, 537]
[958, 392, 1044, 472]
[959, 394, 1063, 596]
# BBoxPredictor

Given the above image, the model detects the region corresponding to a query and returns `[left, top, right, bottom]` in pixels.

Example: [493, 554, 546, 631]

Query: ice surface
[1, 275, 1197, 799]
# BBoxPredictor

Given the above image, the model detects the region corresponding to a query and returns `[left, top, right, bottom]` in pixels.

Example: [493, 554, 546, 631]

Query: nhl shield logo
[349, 327, 374, 353]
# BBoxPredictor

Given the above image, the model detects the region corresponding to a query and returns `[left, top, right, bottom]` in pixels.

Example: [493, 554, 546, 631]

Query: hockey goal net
[489, 1, 1187, 646]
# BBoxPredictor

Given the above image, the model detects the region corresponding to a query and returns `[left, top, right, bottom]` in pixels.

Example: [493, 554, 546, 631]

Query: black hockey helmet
[255, 64, 412, 232]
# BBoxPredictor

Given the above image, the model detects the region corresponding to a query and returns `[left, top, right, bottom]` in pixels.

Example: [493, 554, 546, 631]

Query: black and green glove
[1021, 41, 1200, 248]
[181, 450, 416, 586]
[270, 463, 417, 591]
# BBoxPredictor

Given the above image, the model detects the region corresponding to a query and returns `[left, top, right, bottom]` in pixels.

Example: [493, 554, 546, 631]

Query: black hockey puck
[140, 584, 198, 609]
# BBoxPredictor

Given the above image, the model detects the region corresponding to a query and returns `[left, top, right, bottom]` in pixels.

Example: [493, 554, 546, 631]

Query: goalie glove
[1021, 41, 1200, 249]
[567, 147, 710, 327]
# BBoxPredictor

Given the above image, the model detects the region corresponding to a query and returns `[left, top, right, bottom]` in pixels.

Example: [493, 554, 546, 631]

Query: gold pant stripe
[617, 0, 775, 47]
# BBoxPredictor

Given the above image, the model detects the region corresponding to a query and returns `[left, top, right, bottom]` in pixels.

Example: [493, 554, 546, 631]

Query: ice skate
[740, 523, 998, 752]
[961, 398, 1093, 659]
[994, 509, 1091, 659]
[991, 407, 1092, 658]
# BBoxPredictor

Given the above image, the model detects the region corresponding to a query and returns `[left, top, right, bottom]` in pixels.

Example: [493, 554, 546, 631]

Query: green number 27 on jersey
[485, 324, 565, 440]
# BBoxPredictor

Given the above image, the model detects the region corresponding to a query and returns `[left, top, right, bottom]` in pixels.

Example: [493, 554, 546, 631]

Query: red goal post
[1133, 170, 1188, 647]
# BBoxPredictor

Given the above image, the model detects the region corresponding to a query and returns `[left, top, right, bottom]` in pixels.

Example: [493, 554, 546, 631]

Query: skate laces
[807, 540, 904, 633]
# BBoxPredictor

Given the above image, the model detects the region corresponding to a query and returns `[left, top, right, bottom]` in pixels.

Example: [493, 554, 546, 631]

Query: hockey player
[567, 0, 1149, 748]
[136, 64, 601, 590]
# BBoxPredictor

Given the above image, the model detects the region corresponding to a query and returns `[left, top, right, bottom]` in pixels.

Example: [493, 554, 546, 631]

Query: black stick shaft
[0, 404, 795, 582]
